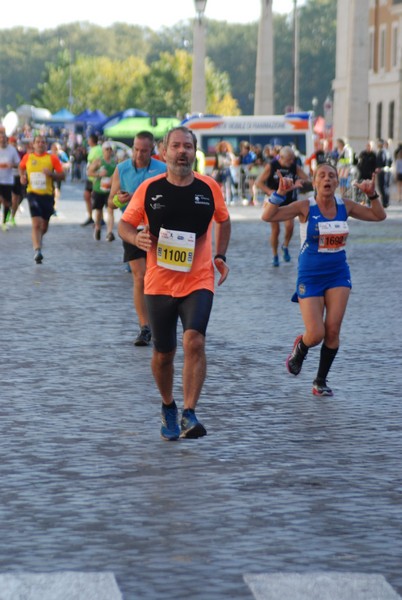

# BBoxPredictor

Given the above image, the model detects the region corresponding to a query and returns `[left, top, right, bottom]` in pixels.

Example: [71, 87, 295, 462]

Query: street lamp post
[312, 96, 318, 115]
[293, 0, 299, 112]
[68, 46, 73, 112]
[191, 0, 207, 114]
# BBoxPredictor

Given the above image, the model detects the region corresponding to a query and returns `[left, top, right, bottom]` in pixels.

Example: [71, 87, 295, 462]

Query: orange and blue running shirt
[121, 172, 229, 297]
[20, 152, 64, 195]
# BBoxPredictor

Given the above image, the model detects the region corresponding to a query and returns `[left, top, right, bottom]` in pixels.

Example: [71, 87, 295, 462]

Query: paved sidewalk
[1, 182, 402, 599]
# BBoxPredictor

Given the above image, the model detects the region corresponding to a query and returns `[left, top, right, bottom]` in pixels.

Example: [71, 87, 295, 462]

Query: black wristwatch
[368, 192, 379, 200]
[214, 254, 226, 262]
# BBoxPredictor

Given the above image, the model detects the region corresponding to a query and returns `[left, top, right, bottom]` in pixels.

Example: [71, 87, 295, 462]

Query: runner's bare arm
[214, 217, 231, 286]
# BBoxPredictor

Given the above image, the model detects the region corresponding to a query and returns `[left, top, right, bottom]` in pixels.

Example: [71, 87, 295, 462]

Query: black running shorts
[123, 241, 146, 263]
[145, 289, 214, 353]
[27, 193, 55, 221]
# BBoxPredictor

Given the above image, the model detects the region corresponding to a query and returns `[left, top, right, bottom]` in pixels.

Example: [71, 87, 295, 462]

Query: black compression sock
[316, 344, 338, 381]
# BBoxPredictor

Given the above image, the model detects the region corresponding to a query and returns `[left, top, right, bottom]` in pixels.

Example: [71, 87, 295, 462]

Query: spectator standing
[357, 141, 377, 181]
[238, 141, 257, 204]
[376, 139, 391, 208]
[305, 139, 328, 176]
[212, 141, 235, 204]
[194, 147, 206, 175]
[71, 143, 87, 181]
[335, 138, 354, 196]
[395, 147, 402, 202]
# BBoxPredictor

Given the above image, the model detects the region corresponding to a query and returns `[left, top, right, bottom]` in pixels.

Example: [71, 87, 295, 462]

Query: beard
[168, 157, 193, 178]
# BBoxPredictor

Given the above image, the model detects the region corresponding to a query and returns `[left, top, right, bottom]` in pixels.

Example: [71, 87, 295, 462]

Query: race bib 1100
[157, 227, 196, 272]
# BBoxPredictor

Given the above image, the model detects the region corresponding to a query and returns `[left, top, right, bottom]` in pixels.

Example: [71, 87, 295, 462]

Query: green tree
[0, 0, 336, 118]
[35, 54, 149, 114]
[0, 22, 153, 113]
[140, 49, 192, 116]
[205, 60, 240, 115]
[139, 50, 239, 117]
[298, 0, 337, 112]
[206, 21, 257, 114]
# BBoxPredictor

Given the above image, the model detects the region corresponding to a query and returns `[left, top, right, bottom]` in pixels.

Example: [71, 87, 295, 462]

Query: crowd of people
[305, 136, 395, 208]
[0, 124, 393, 440]
[208, 133, 401, 214]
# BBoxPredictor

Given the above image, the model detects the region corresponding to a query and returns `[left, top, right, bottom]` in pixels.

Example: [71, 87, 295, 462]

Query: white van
[182, 111, 315, 171]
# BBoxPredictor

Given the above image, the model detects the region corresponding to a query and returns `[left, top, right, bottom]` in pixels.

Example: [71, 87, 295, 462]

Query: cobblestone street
[1, 182, 402, 599]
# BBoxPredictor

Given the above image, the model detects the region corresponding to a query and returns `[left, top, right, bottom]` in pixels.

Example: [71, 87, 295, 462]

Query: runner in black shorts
[108, 132, 167, 346]
[81, 134, 102, 226]
[19, 135, 65, 263]
[255, 146, 310, 266]
[118, 127, 231, 441]
[146, 289, 213, 353]
[123, 240, 146, 263]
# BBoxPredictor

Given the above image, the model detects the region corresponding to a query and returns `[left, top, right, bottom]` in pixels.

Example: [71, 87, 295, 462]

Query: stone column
[191, 13, 207, 114]
[254, 0, 274, 115]
[332, 0, 369, 153]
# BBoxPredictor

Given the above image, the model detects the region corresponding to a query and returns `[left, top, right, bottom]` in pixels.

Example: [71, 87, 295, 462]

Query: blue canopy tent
[73, 109, 92, 133]
[86, 109, 108, 124]
[48, 109, 75, 135]
[51, 108, 75, 123]
[86, 110, 108, 134]
[73, 109, 92, 123]
[73, 109, 108, 135]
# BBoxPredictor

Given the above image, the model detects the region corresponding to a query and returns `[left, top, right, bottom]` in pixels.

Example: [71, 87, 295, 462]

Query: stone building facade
[369, 0, 402, 146]
[333, 0, 402, 152]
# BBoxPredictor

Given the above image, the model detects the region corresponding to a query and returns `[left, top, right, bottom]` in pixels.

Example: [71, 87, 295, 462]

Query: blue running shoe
[282, 245, 291, 262]
[34, 248, 43, 264]
[180, 409, 207, 439]
[134, 325, 151, 347]
[161, 402, 180, 441]
[272, 255, 279, 267]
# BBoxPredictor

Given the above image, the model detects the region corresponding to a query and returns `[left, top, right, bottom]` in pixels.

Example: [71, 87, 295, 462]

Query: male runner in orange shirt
[119, 127, 231, 441]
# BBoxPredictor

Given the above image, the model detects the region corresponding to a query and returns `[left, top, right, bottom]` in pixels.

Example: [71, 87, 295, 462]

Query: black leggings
[145, 289, 214, 353]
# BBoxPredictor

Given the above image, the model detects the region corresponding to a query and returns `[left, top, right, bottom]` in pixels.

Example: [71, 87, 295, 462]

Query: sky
[2, 0, 305, 31]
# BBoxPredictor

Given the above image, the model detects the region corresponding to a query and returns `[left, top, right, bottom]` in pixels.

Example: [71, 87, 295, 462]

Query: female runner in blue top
[261, 162, 386, 397]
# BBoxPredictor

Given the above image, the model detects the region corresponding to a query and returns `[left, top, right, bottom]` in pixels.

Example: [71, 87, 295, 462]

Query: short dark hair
[89, 133, 98, 144]
[135, 131, 155, 145]
[163, 126, 197, 151]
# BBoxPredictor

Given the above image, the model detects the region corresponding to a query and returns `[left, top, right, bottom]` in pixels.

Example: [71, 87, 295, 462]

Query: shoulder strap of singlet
[335, 194, 345, 205]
